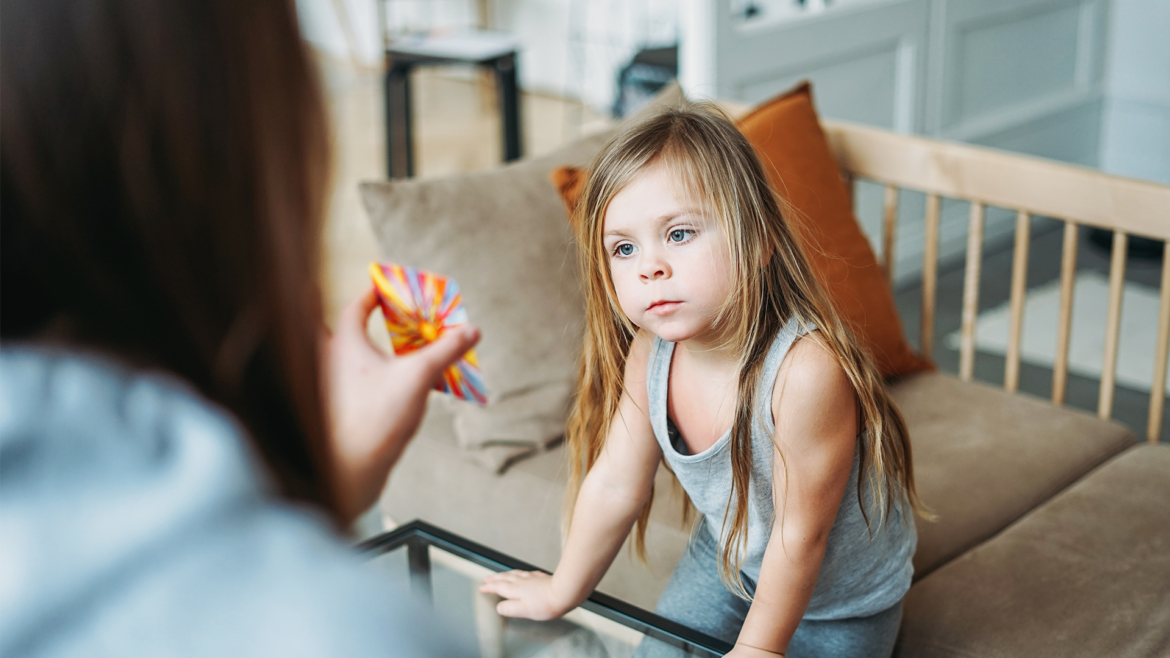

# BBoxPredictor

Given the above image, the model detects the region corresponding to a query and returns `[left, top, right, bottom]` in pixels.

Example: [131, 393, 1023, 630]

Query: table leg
[407, 538, 433, 606]
[385, 58, 414, 178]
[494, 52, 522, 163]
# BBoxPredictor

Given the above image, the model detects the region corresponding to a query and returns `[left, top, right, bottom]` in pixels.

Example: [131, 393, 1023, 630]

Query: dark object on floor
[613, 45, 678, 119]
[1087, 228, 1164, 260]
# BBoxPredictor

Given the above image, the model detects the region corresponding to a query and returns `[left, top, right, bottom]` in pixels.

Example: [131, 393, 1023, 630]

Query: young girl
[480, 105, 925, 658]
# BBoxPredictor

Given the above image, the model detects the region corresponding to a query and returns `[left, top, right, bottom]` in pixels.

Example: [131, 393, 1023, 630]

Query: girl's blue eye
[616, 243, 635, 257]
[669, 229, 692, 243]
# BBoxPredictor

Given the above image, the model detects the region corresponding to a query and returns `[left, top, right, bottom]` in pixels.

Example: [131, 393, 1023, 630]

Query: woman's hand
[479, 570, 575, 620]
[324, 286, 480, 522]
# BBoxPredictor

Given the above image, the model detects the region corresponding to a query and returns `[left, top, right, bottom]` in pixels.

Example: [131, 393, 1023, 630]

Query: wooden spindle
[882, 185, 898, 285]
[921, 194, 940, 360]
[1098, 231, 1127, 419]
[1005, 210, 1031, 392]
[1148, 240, 1170, 443]
[959, 202, 985, 382]
[1052, 222, 1078, 405]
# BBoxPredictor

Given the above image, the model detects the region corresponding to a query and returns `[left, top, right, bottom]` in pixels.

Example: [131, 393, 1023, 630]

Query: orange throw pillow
[550, 82, 929, 379]
[550, 166, 585, 221]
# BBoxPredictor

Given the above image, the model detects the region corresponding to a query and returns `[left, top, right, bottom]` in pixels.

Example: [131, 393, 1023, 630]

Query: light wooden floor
[314, 52, 605, 331]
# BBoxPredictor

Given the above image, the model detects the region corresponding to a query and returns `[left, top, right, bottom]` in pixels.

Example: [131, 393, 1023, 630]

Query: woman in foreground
[1, 1, 477, 655]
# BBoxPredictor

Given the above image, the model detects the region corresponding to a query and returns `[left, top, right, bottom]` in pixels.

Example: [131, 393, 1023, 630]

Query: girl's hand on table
[479, 570, 574, 620]
[324, 286, 480, 522]
[725, 643, 785, 658]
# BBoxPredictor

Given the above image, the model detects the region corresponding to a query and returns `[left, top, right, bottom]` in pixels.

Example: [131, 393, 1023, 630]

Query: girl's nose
[639, 253, 670, 281]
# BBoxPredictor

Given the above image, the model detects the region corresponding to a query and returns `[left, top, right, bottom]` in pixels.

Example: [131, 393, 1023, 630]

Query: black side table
[383, 30, 523, 178]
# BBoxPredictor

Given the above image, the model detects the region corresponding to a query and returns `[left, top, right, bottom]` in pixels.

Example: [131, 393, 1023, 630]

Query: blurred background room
[296, 0, 1169, 488]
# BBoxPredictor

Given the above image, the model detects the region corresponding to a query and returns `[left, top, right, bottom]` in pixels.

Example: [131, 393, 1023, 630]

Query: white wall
[1099, 0, 1170, 184]
[296, 0, 1170, 175]
[296, 0, 383, 65]
[296, 0, 676, 112]
[493, 0, 677, 110]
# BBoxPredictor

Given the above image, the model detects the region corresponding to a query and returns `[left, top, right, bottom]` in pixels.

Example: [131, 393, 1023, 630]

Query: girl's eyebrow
[604, 210, 701, 238]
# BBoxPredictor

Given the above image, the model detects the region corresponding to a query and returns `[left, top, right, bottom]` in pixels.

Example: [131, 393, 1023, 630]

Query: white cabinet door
[933, 0, 1108, 166]
[683, 0, 931, 133]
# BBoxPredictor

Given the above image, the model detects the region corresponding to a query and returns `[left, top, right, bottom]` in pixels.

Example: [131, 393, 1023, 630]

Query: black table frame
[383, 49, 523, 179]
[359, 519, 732, 656]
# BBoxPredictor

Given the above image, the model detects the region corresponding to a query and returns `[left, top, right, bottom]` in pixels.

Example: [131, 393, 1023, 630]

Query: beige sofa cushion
[360, 85, 685, 473]
[893, 371, 1136, 578]
[896, 444, 1170, 658]
[379, 394, 693, 611]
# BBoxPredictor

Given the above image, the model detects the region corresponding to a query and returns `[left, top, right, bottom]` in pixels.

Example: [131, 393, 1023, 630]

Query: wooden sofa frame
[823, 119, 1170, 443]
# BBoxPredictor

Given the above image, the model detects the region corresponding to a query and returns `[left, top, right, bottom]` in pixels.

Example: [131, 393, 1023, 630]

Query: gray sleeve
[30, 500, 475, 658]
[0, 347, 474, 658]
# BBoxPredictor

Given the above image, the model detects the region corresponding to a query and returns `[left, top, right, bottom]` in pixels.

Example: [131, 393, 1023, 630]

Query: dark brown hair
[1, 0, 338, 515]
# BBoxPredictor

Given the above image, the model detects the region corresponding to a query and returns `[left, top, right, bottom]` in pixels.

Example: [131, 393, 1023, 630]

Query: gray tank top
[647, 317, 916, 619]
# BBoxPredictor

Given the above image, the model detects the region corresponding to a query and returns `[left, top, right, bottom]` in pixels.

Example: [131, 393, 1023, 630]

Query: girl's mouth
[646, 301, 681, 315]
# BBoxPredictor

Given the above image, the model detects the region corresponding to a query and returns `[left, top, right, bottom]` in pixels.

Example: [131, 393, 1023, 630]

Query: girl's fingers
[480, 581, 517, 600]
[479, 577, 511, 594]
[482, 570, 521, 583]
[496, 599, 525, 617]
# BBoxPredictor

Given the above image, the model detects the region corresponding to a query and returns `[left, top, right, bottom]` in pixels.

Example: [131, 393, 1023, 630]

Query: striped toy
[369, 262, 487, 405]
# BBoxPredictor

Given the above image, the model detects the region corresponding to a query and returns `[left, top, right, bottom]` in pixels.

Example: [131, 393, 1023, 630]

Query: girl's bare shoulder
[771, 331, 858, 442]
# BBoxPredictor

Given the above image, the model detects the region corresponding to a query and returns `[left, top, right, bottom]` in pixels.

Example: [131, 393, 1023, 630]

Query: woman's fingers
[338, 286, 381, 340]
[324, 287, 480, 522]
[409, 325, 480, 383]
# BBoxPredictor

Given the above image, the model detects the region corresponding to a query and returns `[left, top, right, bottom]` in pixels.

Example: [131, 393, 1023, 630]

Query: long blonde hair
[565, 104, 928, 597]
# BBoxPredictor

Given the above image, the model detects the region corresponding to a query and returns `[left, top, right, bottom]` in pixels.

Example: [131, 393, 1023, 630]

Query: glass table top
[360, 521, 730, 658]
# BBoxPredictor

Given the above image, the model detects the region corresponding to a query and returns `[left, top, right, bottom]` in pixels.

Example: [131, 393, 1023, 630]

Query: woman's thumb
[415, 325, 481, 378]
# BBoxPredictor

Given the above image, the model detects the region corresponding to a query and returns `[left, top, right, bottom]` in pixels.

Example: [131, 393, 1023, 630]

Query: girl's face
[602, 163, 735, 346]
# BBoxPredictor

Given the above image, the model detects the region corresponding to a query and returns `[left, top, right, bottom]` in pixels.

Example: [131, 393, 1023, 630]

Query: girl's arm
[731, 335, 859, 658]
[479, 332, 663, 620]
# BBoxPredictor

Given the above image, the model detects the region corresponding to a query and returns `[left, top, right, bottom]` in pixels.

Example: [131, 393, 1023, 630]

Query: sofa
[362, 83, 1170, 657]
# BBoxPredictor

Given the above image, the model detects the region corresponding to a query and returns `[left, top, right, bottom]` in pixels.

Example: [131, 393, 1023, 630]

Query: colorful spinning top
[369, 262, 488, 405]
